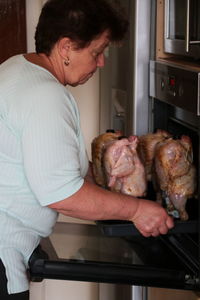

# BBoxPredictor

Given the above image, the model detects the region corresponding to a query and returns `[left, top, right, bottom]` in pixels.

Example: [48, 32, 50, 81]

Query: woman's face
[66, 30, 110, 86]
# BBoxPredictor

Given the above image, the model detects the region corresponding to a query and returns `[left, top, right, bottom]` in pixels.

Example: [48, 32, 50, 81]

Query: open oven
[148, 59, 200, 288]
[29, 60, 200, 292]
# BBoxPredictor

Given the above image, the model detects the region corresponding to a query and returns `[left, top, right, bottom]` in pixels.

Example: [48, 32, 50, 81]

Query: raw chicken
[103, 136, 147, 197]
[154, 135, 196, 220]
[137, 129, 172, 181]
[91, 131, 121, 187]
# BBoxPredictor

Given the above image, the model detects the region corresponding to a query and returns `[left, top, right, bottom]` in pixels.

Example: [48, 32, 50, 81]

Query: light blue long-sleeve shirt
[0, 55, 88, 293]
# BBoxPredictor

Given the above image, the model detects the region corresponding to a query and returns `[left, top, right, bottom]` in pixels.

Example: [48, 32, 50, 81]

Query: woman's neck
[23, 53, 65, 85]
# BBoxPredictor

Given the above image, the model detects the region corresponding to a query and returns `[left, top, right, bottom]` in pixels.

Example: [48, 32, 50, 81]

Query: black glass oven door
[29, 222, 200, 291]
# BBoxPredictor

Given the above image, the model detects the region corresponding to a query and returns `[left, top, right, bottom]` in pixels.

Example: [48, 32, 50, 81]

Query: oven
[164, 0, 200, 59]
[148, 59, 200, 287]
[29, 61, 200, 293]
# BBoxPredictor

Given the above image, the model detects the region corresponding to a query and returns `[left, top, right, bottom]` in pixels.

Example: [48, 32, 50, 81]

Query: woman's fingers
[166, 216, 174, 229]
[131, 199, 175, 237]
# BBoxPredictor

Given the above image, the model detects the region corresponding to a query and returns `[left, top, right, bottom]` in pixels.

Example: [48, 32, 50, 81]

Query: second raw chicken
[103, 136, 147, 197]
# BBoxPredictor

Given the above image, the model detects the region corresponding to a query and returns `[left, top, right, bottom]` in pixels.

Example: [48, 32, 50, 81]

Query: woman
[0, 0, 174, 298]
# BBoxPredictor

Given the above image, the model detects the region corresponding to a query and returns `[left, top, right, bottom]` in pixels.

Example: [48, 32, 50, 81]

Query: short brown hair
[35, 0, 129, 54]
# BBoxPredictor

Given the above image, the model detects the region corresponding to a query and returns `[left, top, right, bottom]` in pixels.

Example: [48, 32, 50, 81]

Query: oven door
[29, 221, 199, 291]
[164, 0, 200, 59]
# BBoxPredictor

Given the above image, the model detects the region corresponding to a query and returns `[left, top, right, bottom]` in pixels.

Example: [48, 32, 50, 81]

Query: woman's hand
[130, 199, 174, 237]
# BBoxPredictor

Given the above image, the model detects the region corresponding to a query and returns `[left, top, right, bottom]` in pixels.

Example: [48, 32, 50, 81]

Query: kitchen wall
[67, 76, 100, 161]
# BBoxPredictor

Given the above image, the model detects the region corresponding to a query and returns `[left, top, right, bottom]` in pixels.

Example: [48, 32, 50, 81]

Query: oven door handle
[185, 0, 200, 52]
[29, 258, 191, 289]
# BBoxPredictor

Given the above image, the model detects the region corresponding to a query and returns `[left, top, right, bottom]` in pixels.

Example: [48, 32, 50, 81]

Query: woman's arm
[48, 180, 174, 237]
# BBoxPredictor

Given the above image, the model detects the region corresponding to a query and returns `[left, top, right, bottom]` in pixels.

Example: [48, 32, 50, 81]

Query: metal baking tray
[96, 220, 199, 237]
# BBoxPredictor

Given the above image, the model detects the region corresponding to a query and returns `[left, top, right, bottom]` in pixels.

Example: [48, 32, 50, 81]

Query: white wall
[67, 76, 100, 160]
[26, 0, 44, 53]
[25, 0, 100, 160]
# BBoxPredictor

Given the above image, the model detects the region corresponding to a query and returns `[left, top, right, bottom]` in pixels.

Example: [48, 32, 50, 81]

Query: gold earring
[64, 57, 70, 66]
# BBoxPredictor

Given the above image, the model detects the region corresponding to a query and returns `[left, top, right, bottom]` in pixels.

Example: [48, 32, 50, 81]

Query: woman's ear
[57, 37, 72, 59]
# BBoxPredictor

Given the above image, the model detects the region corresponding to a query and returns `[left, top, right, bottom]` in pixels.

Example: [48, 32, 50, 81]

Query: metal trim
[165, 0, 170, 39]
[198, 73, 200, 116]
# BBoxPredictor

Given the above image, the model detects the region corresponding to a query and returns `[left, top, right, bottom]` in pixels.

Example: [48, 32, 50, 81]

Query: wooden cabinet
[0, 0, 26, 63]
[148, 287, 200, 300]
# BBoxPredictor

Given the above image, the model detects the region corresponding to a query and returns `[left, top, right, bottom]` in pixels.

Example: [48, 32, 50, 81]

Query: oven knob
[168, 90, 176, 97]
[160, 79, 165, 90]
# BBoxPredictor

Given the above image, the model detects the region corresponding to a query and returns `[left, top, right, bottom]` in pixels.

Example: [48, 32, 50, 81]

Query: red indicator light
[169, 77, 175, 86]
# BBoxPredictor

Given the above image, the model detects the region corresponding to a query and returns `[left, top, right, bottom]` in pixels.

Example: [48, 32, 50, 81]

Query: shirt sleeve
[21, 83, 84, 206]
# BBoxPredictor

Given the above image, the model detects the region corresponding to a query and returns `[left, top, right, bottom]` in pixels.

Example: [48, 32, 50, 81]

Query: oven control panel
[160, 75, 176, 97]
[149, 60, 200, 115]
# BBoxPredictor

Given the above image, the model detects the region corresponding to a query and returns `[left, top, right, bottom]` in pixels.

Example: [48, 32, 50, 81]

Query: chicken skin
[137, 129, 172, 181]
[154, 135, 196, 220]
[91, 131, 121, 187]
[92, 130, 196, 221]
[103, 136, 147, 197]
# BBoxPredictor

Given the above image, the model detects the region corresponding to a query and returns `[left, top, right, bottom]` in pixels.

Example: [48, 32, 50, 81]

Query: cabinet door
[148, 287, 200, 300]
[0, 0, 26, 63]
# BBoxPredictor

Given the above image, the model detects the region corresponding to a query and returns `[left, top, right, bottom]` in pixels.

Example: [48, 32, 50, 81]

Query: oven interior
[151, 99, 199, 222]
[148, 97, 200, 287]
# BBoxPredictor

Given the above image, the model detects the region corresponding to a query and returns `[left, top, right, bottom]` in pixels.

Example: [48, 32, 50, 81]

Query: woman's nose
[97, 53, 105, 68]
